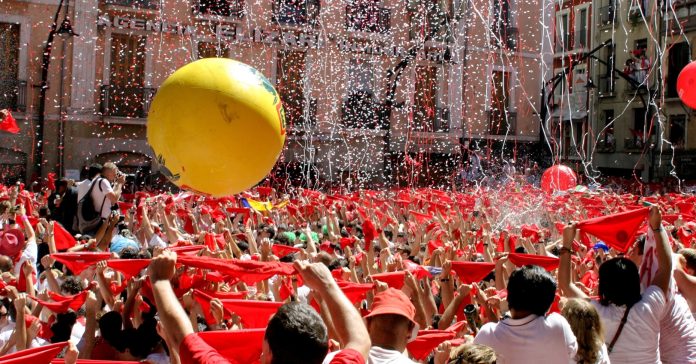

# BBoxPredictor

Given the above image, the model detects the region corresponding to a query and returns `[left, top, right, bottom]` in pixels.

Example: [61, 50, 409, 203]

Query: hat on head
[364, 288, 416, 326]
[0, 228, 24, 258]
[593, 241, 609, 252]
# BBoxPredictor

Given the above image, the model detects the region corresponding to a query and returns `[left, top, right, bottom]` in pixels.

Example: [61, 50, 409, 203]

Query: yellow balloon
[147, 58, 286, 197]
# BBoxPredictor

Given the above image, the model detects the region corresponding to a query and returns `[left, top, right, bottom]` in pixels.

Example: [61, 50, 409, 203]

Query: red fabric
[205, 233, 226, 251]
[51, 360, 140, 364]
[328, 349, 365, 364]
[51, 252, 111, 274]
[576, 208, 649, 253]
[339, 237, 356, 249]
[508, 253, 560, 272]
[0, 341, 68, 364]
[0, 110, 20, 134]
[24, 315, 53, 341]
[106, 259, 151, 281]
[192, 290, 225, 325]
[370, 271, 405, 289]
[406, 331, 456, 360]
[410, 211, 432, 224]
[216, 299, 283, 328]
[362, 219, 378, 250]
[199, 290, 247, 300]
[16, 261, 36, 293]
[403, 260, 433, 280]
[272, 244, 301, 257]
[521, 225, 541, 242]
[169, 245, 204, 255]
[449, 261, 496, 284]
[30, 290, 89, 313]
[198, 329, 265, 364]
[47, 173, 56, 192]
[180, 333, 234, 364]
[337, 281, 374, 304]
[177, 256, 296, 285]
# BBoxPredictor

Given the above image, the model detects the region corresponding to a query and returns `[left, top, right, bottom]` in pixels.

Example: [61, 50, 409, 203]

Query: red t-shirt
[179, 333, 365, 364]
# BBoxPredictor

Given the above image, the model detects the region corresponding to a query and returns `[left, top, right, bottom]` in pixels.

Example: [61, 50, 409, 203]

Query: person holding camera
[94, 163, 126, 221]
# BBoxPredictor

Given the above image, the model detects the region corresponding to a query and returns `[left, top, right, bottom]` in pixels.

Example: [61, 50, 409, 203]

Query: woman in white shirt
[562, 298, 610, 364]
[559, 206, 671, 364]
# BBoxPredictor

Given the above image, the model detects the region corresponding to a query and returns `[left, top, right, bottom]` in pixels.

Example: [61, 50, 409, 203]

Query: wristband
[559, 247, 574, 255]
[652, 227, 663, 232]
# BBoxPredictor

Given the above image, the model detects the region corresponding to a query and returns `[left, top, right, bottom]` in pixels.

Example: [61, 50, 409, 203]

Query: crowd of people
[1, 161, 696, 364]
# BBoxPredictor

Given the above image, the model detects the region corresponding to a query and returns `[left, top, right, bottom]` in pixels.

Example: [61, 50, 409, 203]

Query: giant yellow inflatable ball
[147, 58, 286, 197]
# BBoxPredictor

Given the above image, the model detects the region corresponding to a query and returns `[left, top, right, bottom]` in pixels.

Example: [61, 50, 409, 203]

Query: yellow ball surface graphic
[147, 58, 286, 197]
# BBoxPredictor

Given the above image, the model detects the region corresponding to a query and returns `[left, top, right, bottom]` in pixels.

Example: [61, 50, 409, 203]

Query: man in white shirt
[474, 265, 578, 363]
[364, 288, 418, 364]
[93, 163, 126, 220]
[76, 163, 103, 202]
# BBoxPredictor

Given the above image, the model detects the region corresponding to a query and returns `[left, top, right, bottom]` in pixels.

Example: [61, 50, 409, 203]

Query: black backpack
[77, 178, 106, 234]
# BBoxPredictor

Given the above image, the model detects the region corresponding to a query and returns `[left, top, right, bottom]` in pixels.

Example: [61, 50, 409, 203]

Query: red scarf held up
[362, 219, 378, 250]
[53, 222, 77, 251]
[507, 253, 560, 272]
[406, 331, 456, 361]
[0, 110, 20, 134]
[271, 244, 301, 258]
[576, 207, 649, 253]
[198, 329, 265, 364]
[336, 281, 375, 304]
[176, 255, 296, 285]
[30, 290, 89, 314]
[51, 252, 112, 275]
[0, 341, 68, 364]
[106, 259, 151, 281]
[449, 261, 496, 284]
[218, 299, 283, 329]
[370, 271, 406, 289]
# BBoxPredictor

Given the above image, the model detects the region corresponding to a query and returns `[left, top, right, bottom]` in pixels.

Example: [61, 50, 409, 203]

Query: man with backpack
[77, 162, 125, 235]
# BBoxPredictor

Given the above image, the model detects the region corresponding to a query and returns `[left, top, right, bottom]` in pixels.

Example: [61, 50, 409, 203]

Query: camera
[464, 304, 483, 333]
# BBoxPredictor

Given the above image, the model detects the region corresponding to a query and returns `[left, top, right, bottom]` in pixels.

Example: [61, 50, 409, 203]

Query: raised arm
[294, 260, 371, 359]
[649, 206, 672, 295]
[558, 224, 589, 299]
[148, 251, 193, 349]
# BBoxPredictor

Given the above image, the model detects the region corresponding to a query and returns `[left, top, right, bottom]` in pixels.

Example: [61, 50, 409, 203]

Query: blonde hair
[448, 344, 496, 364]
[561, 298, 604, 364]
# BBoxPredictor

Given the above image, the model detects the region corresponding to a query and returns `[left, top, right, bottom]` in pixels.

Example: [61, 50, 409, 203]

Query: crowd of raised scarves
[0, 178, 695, 364]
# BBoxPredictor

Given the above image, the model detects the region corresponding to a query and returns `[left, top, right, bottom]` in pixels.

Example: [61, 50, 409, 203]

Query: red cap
[364, 288, 416, 326]
[0, 228, 24, 258]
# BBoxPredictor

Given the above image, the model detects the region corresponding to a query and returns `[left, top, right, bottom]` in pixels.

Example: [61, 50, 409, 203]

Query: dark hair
[237, 241, 250, 253]
[265, 302, 328, 364]
[598, 257, 641, 307]
[88, 163, 103, 180]
[50, 311, 78, 343]
[99, 311, 123, 344]
[61, 276, 84, 295]
[275, 234, 291, 246]
[507, 265, 557, 316]
[680, 248, 696, 272]
[635, 235, 646, 255]
[120, 247, 139, 259]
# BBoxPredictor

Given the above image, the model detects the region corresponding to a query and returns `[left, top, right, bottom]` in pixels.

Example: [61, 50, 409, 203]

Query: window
[346, 0, 391, 33]
[575, 8, 588, 48]
[342, 59, 377, 129]
[276, 50, 306, 129]
[197, 0, 244, 18]
[197, 42, 230, 59]
[553, 68, 567, 103]
[667, 42, 690, 98]
[492, 0, 511, 39]
[599, 43, 615, 95]
[0, 23, 20, 111]
[630, 107, 650, 148]
[106, 33, 146, 117]
[273, 0, 320, 25]
[556, 11, 570, 52]
[669, 115, 686, 148]
[414, 65, 438, 131]
[409, 0, 451, 42]
[601, 109, 615, 148]
[489, 70, 514, 135]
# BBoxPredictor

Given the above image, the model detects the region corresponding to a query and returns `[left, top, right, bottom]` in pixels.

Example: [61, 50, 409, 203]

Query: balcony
[623, 137, 645, 151]
[104, 0, 160, 10]
[346, 5, 391, 34]
[669, 1, 696, 33]
[100, 85, 156, 119]
[628, 5, 646, 22]
[196, 0, 244, 19]
[0, 79, 27, 112]
[595, 139, 616, 153]
[487, 110, 517, 136]
[599, 5, 614, 26]
[272, 0, 320, 26]
[598, 74, 615, 97]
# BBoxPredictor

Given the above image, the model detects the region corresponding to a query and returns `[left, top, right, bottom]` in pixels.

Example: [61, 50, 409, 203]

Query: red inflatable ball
[677, 61, 696, 109]
[541, 165, 577, 194]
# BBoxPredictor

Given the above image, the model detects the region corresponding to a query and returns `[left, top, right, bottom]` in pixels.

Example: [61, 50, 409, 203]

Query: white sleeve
[101, 179, 114, 194]
[14, 238, 38, 276]
[643, 285, 667, 323]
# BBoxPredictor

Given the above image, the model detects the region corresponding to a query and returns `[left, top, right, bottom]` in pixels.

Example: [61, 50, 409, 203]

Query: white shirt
[13, 237, 37, 278]
[575, 344, 611, 364]
[368, 346, 417, 364]
[659, 293, 696, 363]
[92, 178, 114, 219]
[76, 178, 93, 202]
[592, 285, 666, 364]
[473, 313, 578, 364]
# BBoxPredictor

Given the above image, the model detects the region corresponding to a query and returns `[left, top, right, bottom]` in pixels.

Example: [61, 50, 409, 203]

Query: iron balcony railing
[100, 85, 156, 118]
[272, 0, 320, 26]
[197, 0, 244, 18]
[0, 79, 27, 112]
[104, 0, 160, 9]
[346, 5, 391, 34]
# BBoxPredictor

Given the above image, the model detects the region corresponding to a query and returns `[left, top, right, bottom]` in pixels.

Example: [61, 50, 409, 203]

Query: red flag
[508, 253, 560, 272]
[217, 299, 283, 328]
[176, 256, 296, 285]
[576, 208, 649, 253]
[51, 252, 111, 274]
[0, 110, 20, 134]
[53, 222, 77, 251]
[271, 244, 301, 258]
[449, 262, 496, 284]
[0, 341, 67, 364]
[337, 281, 374, 304]
[106, 259, 151, 281]
[406, 331, 456, 361]
[30, 290, 89, 314]
[362, 219, 378, 250]
[204, 233, 226, 251]
[198, 329, 265, 364]
[370, 271, 406, 289]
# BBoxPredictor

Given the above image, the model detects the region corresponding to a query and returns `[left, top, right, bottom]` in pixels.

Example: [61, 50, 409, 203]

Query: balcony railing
[487, 110, 517, 136]
[670, 2, 696, 33]
[599, 5, 614, 25]
[197, 0, 245, 18]
[598, 74, 615, 97]
[595, 139, 616, 153]
[628, 4, 647, 22]
[272, 0, 320, 26]
[0, 79, 27, 112]
[104, 0, 160, 10]
[346, 5, 391, 34]
[100, 85, 156, 118]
